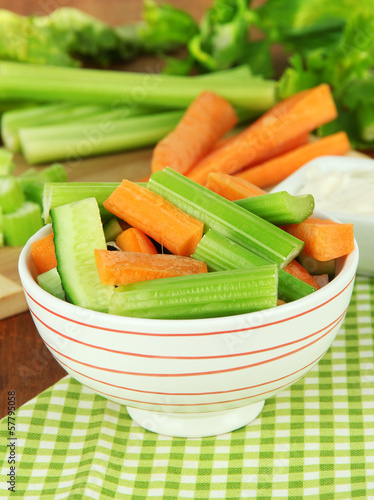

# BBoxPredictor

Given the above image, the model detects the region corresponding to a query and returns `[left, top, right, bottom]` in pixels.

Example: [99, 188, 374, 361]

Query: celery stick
[103, 217, 123, 242]
[0, 147, 14, 175]
[192, 229, 315, 303]
[235, 192, 315, 225]
[68, 104, 161, 124]
[109, 265, 278, 319]
[3, 201, 43, 246]
[0, 61, 277, 112]
[18, 169, 44, 205]
[0, 175, 25, 213]
[20, 110, 184, 164]
[37, 267, 65, 301]
[0, 60, 252, 83]
[0, 207, 3, 247]
[39, 163, 68, 183]
[42, 182, 120, 223]
[147, 168, 304, 268]
[1, 102, 105, 152]
[19, 163, 67, 206]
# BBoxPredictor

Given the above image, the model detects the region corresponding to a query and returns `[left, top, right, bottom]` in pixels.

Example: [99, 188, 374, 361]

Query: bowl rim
[18, 210, 359, 333]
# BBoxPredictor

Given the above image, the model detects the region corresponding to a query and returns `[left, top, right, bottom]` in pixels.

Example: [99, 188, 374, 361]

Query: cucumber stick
[147, 168, 304, 268]
[50, 197, 113, 313]
[37, 267, 65, 301]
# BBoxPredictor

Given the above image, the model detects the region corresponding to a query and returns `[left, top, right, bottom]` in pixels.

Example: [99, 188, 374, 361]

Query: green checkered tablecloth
[1, 275, 374, 499]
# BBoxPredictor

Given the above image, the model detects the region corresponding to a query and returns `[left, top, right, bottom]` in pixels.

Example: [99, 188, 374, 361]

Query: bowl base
[126, 400, 265, 438]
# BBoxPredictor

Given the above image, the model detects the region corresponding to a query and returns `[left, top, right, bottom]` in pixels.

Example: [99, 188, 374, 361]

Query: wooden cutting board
[0, 147, 369, 320]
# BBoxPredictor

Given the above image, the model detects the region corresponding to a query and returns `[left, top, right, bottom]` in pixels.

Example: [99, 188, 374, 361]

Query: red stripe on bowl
[63, 364, 321, 408]
[56, 351, 324, 397]
[31, 308, 346, 360]
[25, 275, 354, 337]
[41, 317, 339, 377]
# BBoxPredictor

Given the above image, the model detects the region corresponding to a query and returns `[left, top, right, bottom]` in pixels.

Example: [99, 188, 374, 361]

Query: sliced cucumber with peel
[50, 197, 113, 313]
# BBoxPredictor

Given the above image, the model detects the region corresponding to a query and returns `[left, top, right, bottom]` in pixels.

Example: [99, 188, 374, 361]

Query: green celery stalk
[0, 61, 277, 111]
[19, 110, 184, 164]
[0, 175, 25, 213]
[39, 163, 68, 183]
[109, 265, 278, 319]
[19, 163, 68, 206]
[1, 102, 106, 152]
[234, 191, 315, 225]
[3, 201, 43, 246]
[147, 168, 304, 268]
[192, 229, 316, 303]
[0, 60, 260, 85]
[0, 147, 14, 175]
[37, 267, 65, 301]
[42, 182, 121, 223]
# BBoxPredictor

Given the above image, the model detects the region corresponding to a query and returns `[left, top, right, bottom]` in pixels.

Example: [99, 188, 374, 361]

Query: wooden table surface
[0, 0, 214, 419]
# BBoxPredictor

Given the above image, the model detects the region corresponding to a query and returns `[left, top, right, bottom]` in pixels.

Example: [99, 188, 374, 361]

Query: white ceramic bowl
[18, 217, 358, 438]
[271, 155, 374, 277]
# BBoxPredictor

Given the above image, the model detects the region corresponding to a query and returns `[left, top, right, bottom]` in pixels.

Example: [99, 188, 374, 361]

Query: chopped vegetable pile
[32, 164, 355, 320]
[27, 86, 355, 320]
[0, 150, 67, 247]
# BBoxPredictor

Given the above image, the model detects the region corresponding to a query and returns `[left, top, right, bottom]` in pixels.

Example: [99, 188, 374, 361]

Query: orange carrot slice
[235, 131, 351, 188]
[284, 259, 320, 290]
[103, 180, 204, 257]
[116, 227, 158, 255]
[94, 249, 208, 285]
[151, 91, 238, 174]
[30, 232, 57, 275]
[282, 217, 355, 261]
[205, 172, 266, 201]
[187, 84, 337, 185]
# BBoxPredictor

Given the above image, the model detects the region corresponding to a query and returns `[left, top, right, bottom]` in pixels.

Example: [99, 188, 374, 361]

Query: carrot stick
[103, 179, 204, 257]
[210, 134, 239, 152]
[116, 227, 158, 255]
[190, 132, 309, 186]
[205, 172, 266, 201]
[151, 91, 238, 174]
[282, 217, 355, 261]
[235, 131, 351, 188]
[94, 249, 208, 285]
[187, 84, 337, 185]
[30, 232, 57, 275]
[283, 259, 320, 290]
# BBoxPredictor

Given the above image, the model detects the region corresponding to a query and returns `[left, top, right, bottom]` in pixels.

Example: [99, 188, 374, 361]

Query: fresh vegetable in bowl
[31, 164, 355, 321]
